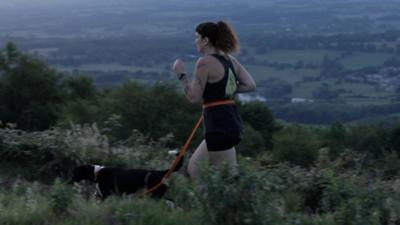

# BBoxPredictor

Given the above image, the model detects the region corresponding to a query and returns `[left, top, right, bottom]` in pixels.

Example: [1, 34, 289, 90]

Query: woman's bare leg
[187, 140, 209, 180]
[208, 147, 238, 176]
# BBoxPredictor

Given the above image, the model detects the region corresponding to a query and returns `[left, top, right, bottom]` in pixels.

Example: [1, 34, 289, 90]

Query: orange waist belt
[203, 99, 235, 109]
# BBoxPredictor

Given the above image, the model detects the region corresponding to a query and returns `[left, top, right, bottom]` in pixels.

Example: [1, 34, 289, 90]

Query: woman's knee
[187, 161, 199, 180]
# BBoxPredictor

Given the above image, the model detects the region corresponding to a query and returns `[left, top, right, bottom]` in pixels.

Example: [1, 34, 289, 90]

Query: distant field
[57, 51, 396, 74]
[28, 48, 59, 57]
[338, 82, 388, 96]
[56, 63, 168, 73]
[247, 49, 397, 70]
[266, 73, 393, 105]
[290, 82, 319, 98]
[343, 96, 393, 105]
[46, 48, 396, 107]
[252, 49, 343, 64]
[339, 52, 394, 70]
[246, 65, 320, 82]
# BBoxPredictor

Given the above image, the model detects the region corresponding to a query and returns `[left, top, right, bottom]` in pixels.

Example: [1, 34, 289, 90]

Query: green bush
[347, 123, 388, 158]
[0, 125, 174, 181]
[0, 178, 201, 225]
[320, 169, 391, 225]
[0, 157, 399, 225]
[0, 180, 55, 225]
[272, 125, 322, 167]
[239, 101, 278, 151]
[50, 179, 73, 215]
[237, 124, 265, 157]
[1, 112, 400, 225]
[0, 42, 62, 131]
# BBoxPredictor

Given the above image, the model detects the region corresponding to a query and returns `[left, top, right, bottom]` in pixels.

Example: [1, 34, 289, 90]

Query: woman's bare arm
[174, 58, 208, 104]
[230, 56, 256, 93]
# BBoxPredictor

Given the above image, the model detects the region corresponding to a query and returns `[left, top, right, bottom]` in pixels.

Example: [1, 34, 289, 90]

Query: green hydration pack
[225, 60, 239, 98]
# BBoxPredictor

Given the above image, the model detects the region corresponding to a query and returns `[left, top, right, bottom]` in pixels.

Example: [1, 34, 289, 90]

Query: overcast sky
[0, 0, 135, 9]
[0, 0, 388, 10]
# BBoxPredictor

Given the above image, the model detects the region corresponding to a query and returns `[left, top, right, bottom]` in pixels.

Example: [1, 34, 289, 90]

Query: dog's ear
[71, 165, 95, 182]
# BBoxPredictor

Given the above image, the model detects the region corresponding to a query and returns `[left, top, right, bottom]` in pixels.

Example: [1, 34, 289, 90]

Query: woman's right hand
[172, 59, 186, 75]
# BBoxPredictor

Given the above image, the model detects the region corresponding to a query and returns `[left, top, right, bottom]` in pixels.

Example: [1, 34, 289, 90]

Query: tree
[272, 125, 321, 167]
[347, 123, 387, 158]
[0, 42, 62, 130]
[237, 124, 265, 157]
[239, 101, 278, 151]
[95, 81, 200, 145]
[0, 42, 19, 73]
[60, 75, 97, 101]
[325, 122, 348, 158]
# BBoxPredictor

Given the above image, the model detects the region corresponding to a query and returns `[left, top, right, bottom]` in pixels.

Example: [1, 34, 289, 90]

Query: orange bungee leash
[141, 99, 235, 196]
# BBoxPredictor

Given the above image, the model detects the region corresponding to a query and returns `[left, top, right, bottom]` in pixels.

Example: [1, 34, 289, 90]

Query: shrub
[272, 125, 322, 167]
[237, 124, 265, 157]
[0, 125, 174, 181]
[195, 162, 283, 225]
[50, 179, 73, 215]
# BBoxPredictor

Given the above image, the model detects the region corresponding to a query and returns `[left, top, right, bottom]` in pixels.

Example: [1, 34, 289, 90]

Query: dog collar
[93, 165, 104, 182]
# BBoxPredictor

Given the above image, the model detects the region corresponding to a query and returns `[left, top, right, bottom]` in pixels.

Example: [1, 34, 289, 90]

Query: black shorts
[205, 132, 241, 151]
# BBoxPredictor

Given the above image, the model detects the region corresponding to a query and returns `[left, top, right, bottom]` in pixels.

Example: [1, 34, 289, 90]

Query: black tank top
[202, 54, 238, 103]
[202, 54, 243, 138]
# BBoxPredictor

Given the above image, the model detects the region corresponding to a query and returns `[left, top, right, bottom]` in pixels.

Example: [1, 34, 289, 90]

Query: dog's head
[71, 165, 96, 183]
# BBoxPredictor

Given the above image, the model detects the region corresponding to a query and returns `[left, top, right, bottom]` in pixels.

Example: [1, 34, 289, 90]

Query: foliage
[272, 125, 322, 167]
[1, 152, 399, 225]
[195, 163, 282, 225]
[57, 78, 205, 147]
[50, 179, 73, 215]
[1, 43, 400, 224]
[60, 75, 98, 101]
[347, 123, 388, 158]
[0, 124, 174, 182]
[0, 42, 63, 130]
[236, 124, 265, 157]
[98, 81, 200, 144]
[0, 179, 201, 225]
[239, 101, 278, 152]
[324, 122, 348, 158]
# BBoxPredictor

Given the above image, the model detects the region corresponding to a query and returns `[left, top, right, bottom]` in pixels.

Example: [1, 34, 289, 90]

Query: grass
[1, 120, 400, 225]
[0, 179, 202, 225]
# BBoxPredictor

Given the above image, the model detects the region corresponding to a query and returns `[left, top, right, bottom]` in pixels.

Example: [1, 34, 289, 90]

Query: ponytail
[215, 21, 239, 53]
[196, 21, 240, 54]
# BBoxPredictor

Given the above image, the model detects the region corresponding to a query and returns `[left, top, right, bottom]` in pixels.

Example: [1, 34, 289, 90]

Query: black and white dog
[71, 152, 183, 201]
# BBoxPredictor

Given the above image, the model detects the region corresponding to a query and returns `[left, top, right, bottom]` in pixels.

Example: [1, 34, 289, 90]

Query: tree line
[0, 43, 276, 152]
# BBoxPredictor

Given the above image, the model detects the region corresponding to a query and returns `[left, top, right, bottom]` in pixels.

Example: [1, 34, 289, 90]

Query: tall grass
[1, 125, 400, 224]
